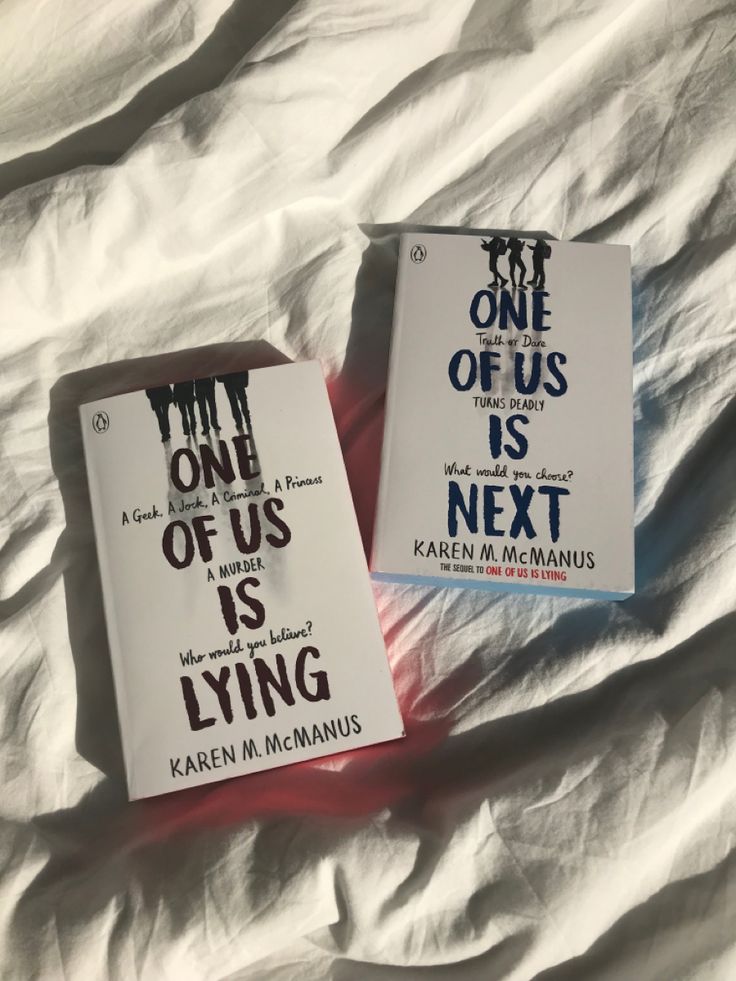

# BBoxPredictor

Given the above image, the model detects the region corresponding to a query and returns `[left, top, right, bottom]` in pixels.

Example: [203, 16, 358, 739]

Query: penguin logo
[92, 411, 110, 434]
[410, 244, 427, 264]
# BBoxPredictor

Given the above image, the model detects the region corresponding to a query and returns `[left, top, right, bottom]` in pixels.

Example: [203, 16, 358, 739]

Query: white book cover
[372, 232, 634, 599]
[80, 360, 404, 800]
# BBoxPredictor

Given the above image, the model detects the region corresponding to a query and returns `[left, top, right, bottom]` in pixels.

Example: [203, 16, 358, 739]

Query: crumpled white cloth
[0, 0, 234, 163]
[1, 0, 735, 978]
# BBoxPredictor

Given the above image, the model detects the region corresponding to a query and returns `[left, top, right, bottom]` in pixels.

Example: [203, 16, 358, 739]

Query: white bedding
[1, 1, 735, 978]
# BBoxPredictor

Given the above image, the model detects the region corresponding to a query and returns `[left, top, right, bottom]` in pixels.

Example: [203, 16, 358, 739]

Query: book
[80, 361, 404, 800]
[371, 231, 634, 599]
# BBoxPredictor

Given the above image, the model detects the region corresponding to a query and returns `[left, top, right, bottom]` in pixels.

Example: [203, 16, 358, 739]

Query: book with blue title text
[371, 231, 634, 599]
[80, 361, 404, 800]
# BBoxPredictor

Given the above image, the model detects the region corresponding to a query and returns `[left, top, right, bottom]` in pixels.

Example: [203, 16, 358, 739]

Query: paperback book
[371, 231, 634, 599]
[80, 361, 404, 800]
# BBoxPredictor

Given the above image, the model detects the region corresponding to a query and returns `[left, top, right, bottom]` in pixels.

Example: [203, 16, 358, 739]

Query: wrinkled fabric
[0, 0, 232, 163]
[1, 1, 735, 979]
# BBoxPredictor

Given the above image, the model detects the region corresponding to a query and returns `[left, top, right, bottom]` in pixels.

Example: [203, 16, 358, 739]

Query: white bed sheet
[1, 1, 735, 978]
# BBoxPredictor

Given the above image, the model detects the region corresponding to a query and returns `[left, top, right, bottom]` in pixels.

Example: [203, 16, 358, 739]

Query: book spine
[371, 236, 411, 572]
[79, 407, 136, 798]
[625, 247, 635, 591]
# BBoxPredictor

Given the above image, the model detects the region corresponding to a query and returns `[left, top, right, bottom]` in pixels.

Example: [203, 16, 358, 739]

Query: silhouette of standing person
[480, 236, 508, 287]
[527, 239, 551, 289]
[194, 376, 221, 436]
[217, 371, 252, 432]
[172, 380, 197, 437]
[506, 237, 527, 288]
[145, 386, 173, 443]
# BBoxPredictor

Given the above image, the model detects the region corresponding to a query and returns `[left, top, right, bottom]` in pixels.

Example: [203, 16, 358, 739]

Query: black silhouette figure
[145, 386, 174, 442]
[194, 377, 221, 436]
[217, 371, 252, 432]
[506, 237, 527, 288]
[480, 236, 508, 287]
[527, 239, 551, 289]
[172, 380, 197, 437]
